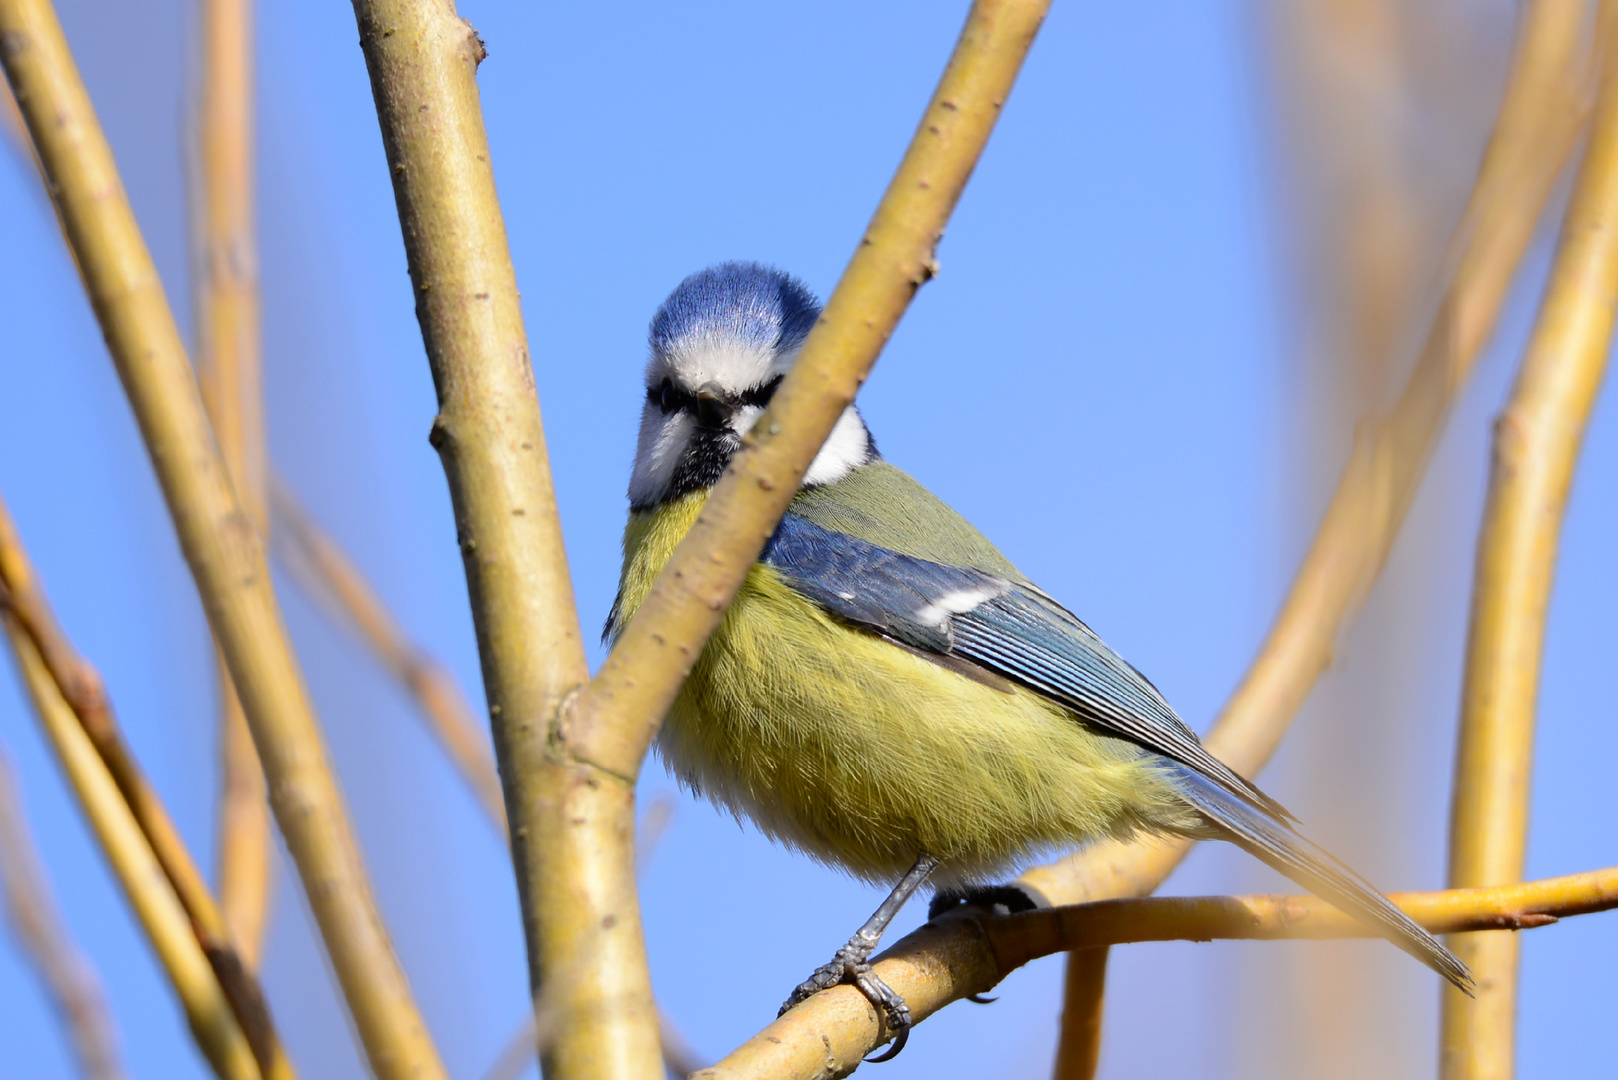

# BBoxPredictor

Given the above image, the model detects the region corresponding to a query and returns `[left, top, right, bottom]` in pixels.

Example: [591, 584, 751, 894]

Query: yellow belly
[616, 494, 1194, 883]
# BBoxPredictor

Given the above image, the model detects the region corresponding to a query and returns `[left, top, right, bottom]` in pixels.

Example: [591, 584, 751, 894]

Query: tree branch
[0, 630, 259, 1080]
[699, 868, 1618, 1079]
[1443, 4, 1618, 1076]
[1051, 948, 1107, 1080]
[192, 0, 273, 974]
[341, 0, 614, 1072]
[0, 496, 291, 1079]
[0, 744, 127, 1080]
[0, 3, 448, 1077]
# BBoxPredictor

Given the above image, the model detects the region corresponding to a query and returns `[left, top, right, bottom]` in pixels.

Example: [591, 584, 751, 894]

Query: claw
[865, 1026, 910, 1063]
[966, 993, 998, 1005]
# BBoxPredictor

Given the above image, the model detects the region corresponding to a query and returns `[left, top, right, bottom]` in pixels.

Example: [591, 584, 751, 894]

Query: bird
[607, 261, 1472, 1059]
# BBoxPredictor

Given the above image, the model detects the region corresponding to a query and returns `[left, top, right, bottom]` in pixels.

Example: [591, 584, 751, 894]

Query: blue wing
[762, 512, 1286, 818]
[762, 512, 1472, 991]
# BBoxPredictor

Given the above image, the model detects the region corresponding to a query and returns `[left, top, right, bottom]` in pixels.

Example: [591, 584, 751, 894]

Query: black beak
[694, 392, 732, 431]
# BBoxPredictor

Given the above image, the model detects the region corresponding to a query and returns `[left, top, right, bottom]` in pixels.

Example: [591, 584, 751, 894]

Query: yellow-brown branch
[700, 868, 1618, 1079]
[342, 0, 613, 1073]
[0, 745, 127, 1080]
[1040, 0, 1590, 1069]
[539, 2, 1048, 1072]
[0, 3, 447, 1077]
[1442, 4, 1618, 1077]
[0, 631, 259, 1080]
[0, 496, 290, 1079]
[1051, 948, 1108, 1080]
[193, 0, 272, 975]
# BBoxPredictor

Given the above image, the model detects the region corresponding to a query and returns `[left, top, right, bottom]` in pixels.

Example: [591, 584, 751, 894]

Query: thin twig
[1442, 4, 1618, 1077]
[268, 475, 508, 837]
[697, 868, 1618, 1079]
[0, 3, 448, 1078]
[192, 0, 273, 973]
[0, 745, 127, 1080]
[0, 630, 259, 1080]
[703, 0, 1592, 1073]
[0, 496, 292, 1079]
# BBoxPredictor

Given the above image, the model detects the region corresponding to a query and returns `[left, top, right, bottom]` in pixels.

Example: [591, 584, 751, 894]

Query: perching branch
[268, 475, 508, 837]
[697, 868, 1618, 1080]
[1443, 4, 1618, 1076]
[707, 0, 1592, 1073]
[0, 496, 291, 1080]
[192, 0, 273, 973]
[0, 3, 449, 1078]
[1015, 0, 1592, 922]
[0, 745, 127, 1080]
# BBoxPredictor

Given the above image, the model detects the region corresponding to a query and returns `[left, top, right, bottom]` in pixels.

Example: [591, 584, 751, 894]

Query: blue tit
[608, 262, 1471, 1054]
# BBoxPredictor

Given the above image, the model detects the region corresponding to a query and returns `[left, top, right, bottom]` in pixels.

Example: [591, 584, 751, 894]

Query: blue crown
[650, 262, 820, 359]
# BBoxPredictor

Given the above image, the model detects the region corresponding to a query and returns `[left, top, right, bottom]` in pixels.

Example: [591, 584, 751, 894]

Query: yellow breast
[615, 494, 1193, 884]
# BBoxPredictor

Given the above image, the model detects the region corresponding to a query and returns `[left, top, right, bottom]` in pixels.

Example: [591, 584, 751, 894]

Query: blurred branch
[268, 475, 508, 837]
[1051, 948, 1107, 1080]
[697, 868, 1618, 1080]
[192, 0, 273, 972]
[0, 496, 292, 1080]
[1443, 4, 1618, 1077]
[0, 631, 259, 1080]
[700, 0, 1592, 1071]
[0, 3, 449, 1078]
[0, 745, 127, 1080]
[1016, 0, 1592, 915]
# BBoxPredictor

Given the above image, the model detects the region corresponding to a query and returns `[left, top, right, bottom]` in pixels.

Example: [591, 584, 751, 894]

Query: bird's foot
[779, 933, 914, 1062]
[927, 882, 1047, 920]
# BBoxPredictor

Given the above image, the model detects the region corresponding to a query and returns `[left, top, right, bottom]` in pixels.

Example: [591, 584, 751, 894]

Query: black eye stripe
[739, 376, 784, 408]
[647, 374, 783, 416]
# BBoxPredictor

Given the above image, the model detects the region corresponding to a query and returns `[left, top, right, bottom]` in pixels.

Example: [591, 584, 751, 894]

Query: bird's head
[627, 262, 876, 510]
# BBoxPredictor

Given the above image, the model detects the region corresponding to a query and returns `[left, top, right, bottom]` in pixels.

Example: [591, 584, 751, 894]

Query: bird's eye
[658, 378, 677, 414]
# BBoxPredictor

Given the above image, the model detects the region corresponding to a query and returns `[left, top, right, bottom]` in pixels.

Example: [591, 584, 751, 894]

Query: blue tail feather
[1168, 763, 1473, 992]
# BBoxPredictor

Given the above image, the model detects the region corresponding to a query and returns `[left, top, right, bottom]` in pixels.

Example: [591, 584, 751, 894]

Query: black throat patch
[635, 425, 738, 511]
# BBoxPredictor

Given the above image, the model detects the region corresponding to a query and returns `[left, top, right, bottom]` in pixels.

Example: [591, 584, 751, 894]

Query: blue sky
[1, 2, 1613, 1078]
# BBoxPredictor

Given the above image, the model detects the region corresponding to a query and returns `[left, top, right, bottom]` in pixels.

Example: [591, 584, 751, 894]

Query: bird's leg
[779, 854, 940, 1060]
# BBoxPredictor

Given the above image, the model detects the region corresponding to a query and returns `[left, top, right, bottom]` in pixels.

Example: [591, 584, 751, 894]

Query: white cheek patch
[628, 405, 695, 507]
[803, 405, 874, 488]
[914, 582, 1008, 628]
